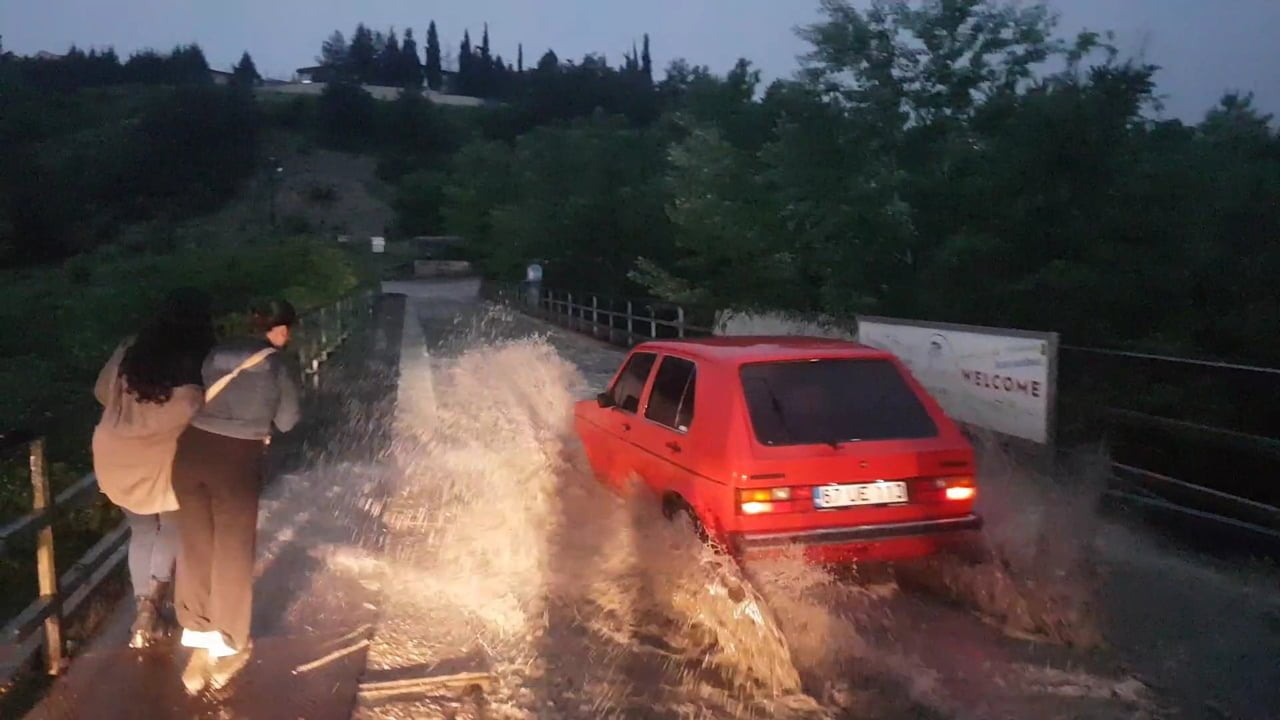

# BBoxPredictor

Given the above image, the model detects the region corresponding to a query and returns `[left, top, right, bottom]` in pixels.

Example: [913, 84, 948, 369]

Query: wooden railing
[0, 289, 375, 683]
[0, 432, 118, 679]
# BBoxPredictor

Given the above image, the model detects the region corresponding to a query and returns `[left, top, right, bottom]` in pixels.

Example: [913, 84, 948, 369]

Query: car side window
[610, 352, 657, 414]
[644, 356, 696, 432]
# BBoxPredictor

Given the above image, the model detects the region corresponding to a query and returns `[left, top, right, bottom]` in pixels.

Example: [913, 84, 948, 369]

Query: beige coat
[91, 340, 202, 515]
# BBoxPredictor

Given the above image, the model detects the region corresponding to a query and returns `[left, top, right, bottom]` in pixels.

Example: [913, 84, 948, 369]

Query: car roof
[632, 336, 894, 365]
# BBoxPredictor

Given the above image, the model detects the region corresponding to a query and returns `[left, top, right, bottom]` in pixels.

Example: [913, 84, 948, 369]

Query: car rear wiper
[759, 378, 796, 443]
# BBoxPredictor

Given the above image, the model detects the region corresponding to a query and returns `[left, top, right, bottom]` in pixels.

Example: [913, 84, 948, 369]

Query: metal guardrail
[1062, 344, 1280, 547]
[488, 284, 713, 346]
[293, 289, 374, 383]
[0, 289, 375, 682]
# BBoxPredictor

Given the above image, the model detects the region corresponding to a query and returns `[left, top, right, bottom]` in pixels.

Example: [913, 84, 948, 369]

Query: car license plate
[813, 482, 908, 509]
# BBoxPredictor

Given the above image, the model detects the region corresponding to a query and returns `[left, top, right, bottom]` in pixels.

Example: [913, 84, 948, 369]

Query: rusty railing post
[30, 437, 65, 675]
[591, 295, 599, 338]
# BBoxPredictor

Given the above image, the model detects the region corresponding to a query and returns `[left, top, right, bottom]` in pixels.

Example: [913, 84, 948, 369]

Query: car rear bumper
[731, 514, 984, 563]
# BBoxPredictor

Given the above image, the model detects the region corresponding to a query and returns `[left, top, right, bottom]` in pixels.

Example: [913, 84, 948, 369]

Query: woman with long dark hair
[172, 298, 301, 693]
[92, 287, 216, 649]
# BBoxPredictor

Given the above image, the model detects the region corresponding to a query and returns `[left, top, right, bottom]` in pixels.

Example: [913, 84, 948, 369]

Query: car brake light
[940, 476, 976, 501]
[738, 487, 799, 514]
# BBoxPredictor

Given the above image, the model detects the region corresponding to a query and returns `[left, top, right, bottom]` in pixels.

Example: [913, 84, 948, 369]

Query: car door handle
[622, 423, 631, 432]
[666, 441, 682, 454]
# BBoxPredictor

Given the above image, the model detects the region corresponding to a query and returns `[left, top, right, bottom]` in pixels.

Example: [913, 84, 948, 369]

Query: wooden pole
[30, 437, 64, 675]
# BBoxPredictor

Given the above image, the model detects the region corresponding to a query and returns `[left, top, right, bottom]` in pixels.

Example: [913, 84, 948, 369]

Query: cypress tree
[348, 23, 376, 83]
[232, 51, 261, 85]
[425, 21, 443, 91]
[642, 33, 653, 84]
[459, 30, 472, 95]
[401, 27, 423, 87]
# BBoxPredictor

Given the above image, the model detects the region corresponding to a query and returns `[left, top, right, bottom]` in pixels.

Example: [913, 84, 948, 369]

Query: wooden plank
[57, 523, 129, 608]
[0, 629, 44, 687]
[0, 510, 52, 550]
[29, 437, 65, 675]
[58, 538, 129, 629]
[0, 475, 98, 551]
[1, 596, 56, 644]
[357, 671, 493, 701]
[54, 474, 100, 511]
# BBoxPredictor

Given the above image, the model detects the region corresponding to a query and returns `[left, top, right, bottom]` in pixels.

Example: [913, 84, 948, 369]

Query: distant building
[34, 50, 64, 61]
[210, 69, 234, 86]
[295, 65, 340, 84]
[294, 65, 462, 93]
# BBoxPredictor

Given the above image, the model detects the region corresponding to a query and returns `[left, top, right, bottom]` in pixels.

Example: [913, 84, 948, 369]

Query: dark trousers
[172, 426, 263, 651]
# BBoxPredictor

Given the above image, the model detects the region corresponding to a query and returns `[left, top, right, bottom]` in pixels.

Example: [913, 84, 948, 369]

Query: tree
[348, 23, 377, 83]
[400, 28, 423, 87]
[479, 23, 493, 97]
[319, 30, 348, 70]
[375, 28, 401, 85]
[232, 51, 260, 86]
[425, 22, 443, 91]
[642, 34, 653, 84]
[458, 31, 473, 95]
[536, 49, 559, 74]
[317, 81, 376, 148]
[517, 44, 524, 73]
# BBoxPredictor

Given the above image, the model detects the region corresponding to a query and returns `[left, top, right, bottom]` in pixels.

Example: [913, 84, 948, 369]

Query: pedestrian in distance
[92, 287, 216, 649]
[172, 298, 301, 693]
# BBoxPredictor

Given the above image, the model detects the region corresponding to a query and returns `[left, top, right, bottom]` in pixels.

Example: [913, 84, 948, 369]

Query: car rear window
[740, 359, 938, 446]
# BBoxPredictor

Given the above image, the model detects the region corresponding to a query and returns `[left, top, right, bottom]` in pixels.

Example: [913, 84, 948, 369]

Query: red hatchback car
[574, 337, 983, 563]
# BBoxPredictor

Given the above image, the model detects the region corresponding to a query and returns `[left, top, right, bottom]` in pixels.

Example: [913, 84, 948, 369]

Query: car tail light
[938, 476, 976, 501]
[738, 487, 802, 514]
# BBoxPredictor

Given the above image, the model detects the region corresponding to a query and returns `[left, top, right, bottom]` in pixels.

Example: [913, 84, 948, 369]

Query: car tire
[664, 498, 726, 552]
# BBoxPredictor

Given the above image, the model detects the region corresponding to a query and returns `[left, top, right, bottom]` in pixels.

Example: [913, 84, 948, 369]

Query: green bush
[0, 236, 369, 433]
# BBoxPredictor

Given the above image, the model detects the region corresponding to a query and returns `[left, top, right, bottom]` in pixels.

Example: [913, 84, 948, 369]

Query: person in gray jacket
[172, 299, 301, 693]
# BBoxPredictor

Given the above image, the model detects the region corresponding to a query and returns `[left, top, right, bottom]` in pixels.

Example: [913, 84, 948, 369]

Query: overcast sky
[2, 0, 1277, 122]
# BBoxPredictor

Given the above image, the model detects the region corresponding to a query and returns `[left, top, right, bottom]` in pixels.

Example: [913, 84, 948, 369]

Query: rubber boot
[150, 579, 174, 639]
[128, 596, 159, 649]
[128, 578, 171, 648]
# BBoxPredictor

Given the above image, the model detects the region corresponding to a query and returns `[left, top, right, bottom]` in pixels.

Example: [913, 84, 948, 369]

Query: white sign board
[526, 263, 543, 283]
[857, 316, 1057, 445]
[370, 236, 386, 254]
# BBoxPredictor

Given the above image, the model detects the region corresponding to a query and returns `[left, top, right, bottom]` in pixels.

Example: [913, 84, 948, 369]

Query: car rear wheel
[662, 497, 725, 551]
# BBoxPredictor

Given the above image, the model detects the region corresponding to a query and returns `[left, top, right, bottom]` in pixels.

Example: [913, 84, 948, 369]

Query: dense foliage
[0, 45, 262, 266]
[311, 20, 654, 105]
[417, 0, 1280, 365]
